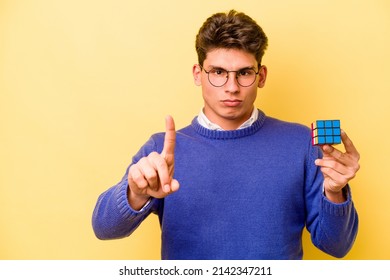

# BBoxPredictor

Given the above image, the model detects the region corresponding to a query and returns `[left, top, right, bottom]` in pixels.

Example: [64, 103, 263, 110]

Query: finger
[161, 178, 180, 194]
[341, 130, 360, 159]
[321, 140, 359, 168]
[170, 178, 180, 193]
[138, 157, 159, 190]
[320, 144, 344, 161]
[317, 155, 358, 176]
[320, 167, 349, 189]
[161, 115, 176, 160]
[128, 164, 149, 191]
[147, 152, 171, 192]
[320, 144, 356, 167]
[316, 158, 348, 176]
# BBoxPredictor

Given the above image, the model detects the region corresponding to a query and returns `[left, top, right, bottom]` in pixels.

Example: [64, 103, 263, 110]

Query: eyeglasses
[201, 65, 260, 87]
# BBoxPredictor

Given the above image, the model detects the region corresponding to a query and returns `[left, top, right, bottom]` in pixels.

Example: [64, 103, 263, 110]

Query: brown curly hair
[195, 10, 268, 66]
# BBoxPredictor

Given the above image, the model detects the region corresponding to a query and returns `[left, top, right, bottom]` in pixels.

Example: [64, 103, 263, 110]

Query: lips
[222, 99, 242, 107]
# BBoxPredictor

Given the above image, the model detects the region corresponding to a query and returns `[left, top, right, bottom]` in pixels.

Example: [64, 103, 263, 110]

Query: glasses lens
[208, 69, 228, 87]
[236, 69, 257, 87]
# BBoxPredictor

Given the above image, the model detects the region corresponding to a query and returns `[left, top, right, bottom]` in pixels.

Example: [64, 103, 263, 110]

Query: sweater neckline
[191, 109, 266, 140]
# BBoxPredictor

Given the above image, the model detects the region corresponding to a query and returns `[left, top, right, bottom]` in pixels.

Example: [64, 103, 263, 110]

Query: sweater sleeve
[304, 144, 359, 258]
[92, 178, 160, 240]
[92, 135, 163, 240]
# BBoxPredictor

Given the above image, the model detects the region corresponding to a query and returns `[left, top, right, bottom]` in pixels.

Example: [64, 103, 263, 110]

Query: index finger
[161, 115, 176, 158]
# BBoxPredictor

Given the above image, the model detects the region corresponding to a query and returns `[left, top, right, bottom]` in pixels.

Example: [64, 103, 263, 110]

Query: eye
[210, 68, 226, 76]
[238, 69, 254, 76]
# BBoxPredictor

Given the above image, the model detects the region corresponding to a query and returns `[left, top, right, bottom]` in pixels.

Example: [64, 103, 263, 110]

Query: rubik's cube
[311, 120, 341, 145]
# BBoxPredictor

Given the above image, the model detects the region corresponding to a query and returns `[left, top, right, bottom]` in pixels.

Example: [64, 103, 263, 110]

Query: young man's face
[193, 48, 267, 130]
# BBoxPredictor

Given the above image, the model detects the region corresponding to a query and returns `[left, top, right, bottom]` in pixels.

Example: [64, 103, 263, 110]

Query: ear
[192, 64, 202, 86]
[257, 65, 268, 88]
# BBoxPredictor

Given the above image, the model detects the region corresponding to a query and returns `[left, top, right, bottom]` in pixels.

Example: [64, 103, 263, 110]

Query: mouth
[221, 99, 242, 107]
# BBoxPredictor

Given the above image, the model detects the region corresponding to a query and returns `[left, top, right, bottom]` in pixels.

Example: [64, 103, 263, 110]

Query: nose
[224, 72, 240, 93]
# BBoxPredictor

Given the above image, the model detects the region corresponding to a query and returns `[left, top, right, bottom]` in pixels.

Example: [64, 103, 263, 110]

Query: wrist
[324, 187, 347, 204]
[127, 186, 150, 211]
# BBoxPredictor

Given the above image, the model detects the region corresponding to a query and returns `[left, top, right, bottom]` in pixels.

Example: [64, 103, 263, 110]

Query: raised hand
[127, 116, 180, 210]
[315, 130, 360, 203]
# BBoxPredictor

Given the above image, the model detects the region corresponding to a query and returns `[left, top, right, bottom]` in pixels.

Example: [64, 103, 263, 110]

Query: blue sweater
[92, 110, 358, 259]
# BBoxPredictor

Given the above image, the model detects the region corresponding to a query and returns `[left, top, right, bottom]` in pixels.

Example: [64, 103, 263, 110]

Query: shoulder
[264, 116, 311, 133]
[261, 115, 313, 147]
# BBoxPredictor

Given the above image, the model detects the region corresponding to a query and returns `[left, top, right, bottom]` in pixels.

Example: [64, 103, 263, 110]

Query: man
[92, 10, 360, 260]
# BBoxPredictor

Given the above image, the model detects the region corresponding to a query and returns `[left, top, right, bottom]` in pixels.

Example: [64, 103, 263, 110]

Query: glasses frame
[200, 65, 261, 87]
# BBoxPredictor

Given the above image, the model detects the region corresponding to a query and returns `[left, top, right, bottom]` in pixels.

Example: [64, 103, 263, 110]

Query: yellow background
[1, 0, 389, 259]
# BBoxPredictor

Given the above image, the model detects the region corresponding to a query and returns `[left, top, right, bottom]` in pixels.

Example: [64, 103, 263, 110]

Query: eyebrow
[207, 65, 257, 71]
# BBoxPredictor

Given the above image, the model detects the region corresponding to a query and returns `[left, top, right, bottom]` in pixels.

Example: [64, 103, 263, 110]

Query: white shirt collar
[197, 108, 258, 131]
